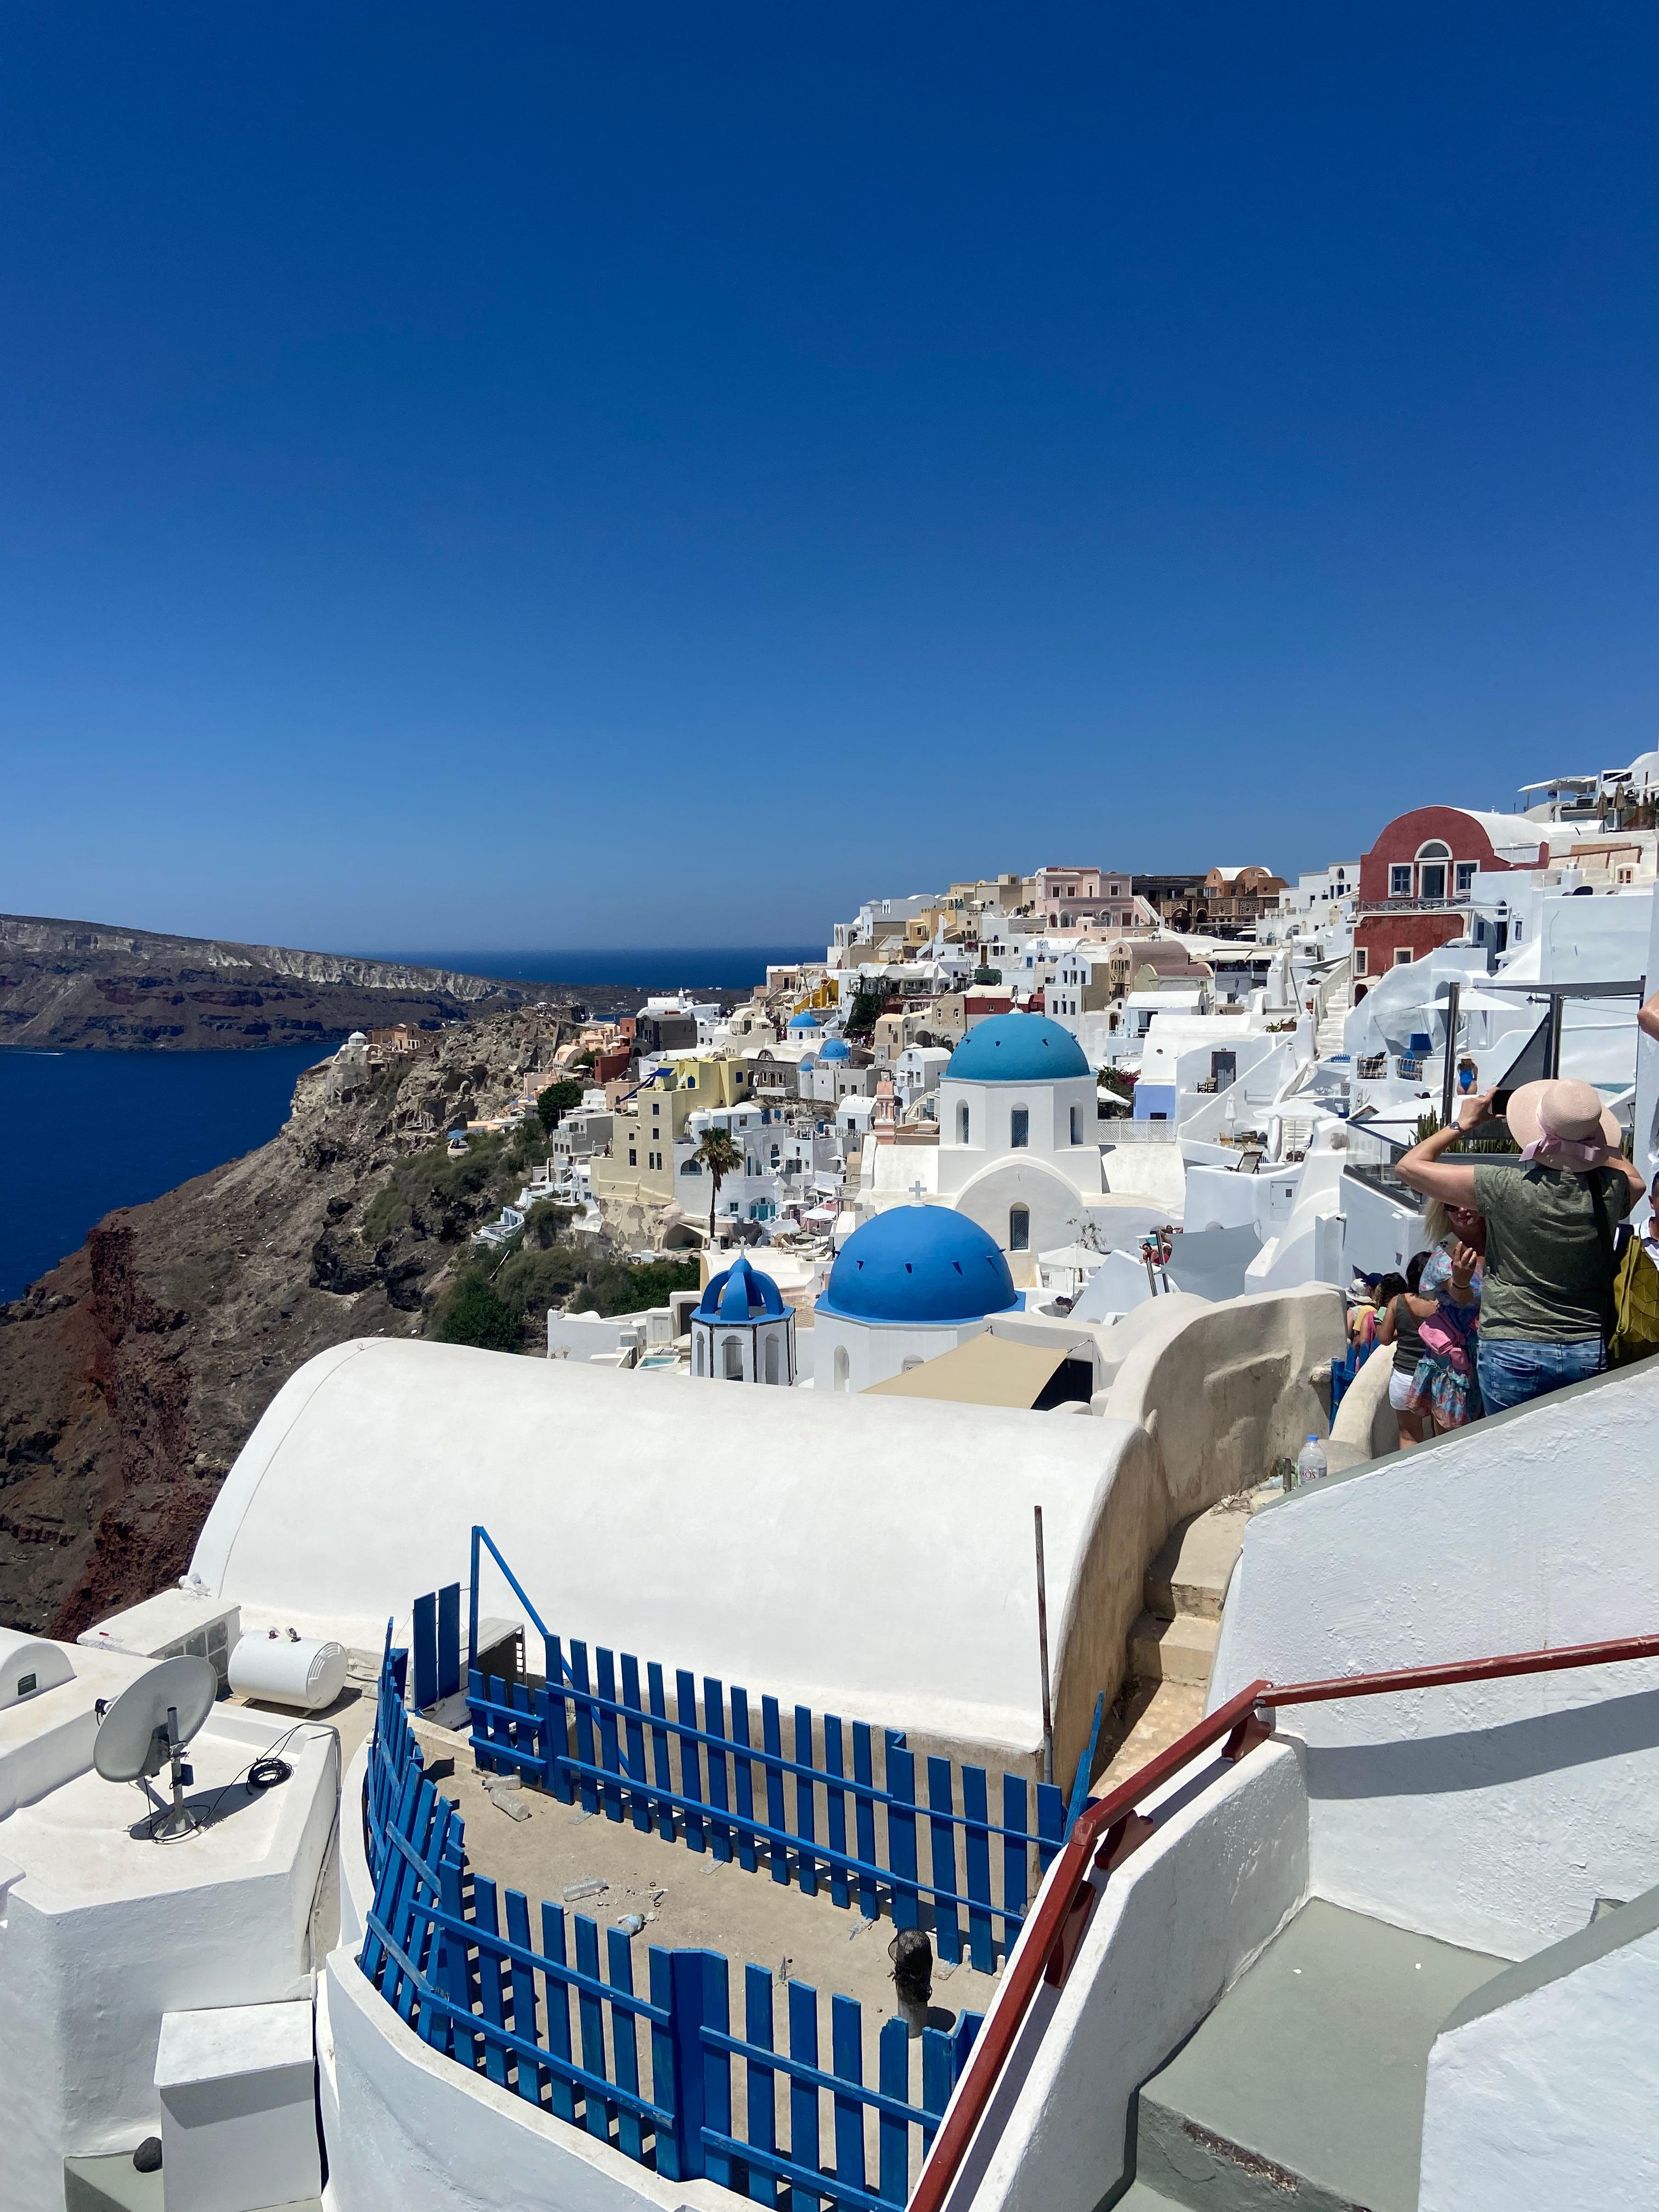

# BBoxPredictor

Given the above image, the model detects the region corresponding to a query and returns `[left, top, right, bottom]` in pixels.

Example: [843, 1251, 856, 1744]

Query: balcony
[1356, 894, 1471, 916]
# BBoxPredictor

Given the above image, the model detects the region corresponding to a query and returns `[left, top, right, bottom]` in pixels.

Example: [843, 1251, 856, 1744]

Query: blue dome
[787, 1010, 822, 1030]
[945, 1014, 1090, 1084]
[817, 1039, 852, 1062]
[799, 1052, 817, 1070]
[695, 1252, 788, 1323]
[819, 1207, 1018, 1326]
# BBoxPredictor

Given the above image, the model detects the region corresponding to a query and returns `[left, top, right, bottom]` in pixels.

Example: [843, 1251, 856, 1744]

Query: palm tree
[691, 1126, 743, 1244]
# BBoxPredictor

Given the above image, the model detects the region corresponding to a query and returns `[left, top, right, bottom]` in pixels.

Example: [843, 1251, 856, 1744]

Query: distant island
[0, 912, 646, 1049]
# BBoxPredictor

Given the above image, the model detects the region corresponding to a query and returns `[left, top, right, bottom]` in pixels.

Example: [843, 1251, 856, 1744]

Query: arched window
[764, 1334, 780, 1385]
[833, 1345, 850, 1393]
[958, 1102, 970, 1143]
[723, 1338, 743, 1381]
[694, 1334, 706, 1375]
[1415, 838, 1452, 901]
[1009, 1204, 1030, 1252]
[1010, 1107, 1029, 1149]
[1069, 1104, 1081, 1144]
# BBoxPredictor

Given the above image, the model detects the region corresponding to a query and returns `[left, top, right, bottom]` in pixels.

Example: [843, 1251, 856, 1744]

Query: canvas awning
[864, 1333, 1076, 1409]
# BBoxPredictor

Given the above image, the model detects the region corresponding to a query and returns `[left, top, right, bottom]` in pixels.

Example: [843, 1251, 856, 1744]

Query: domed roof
[798, 1052, 817, 1070]
[694, 1252, 788, 1323]
[818, 1207, 1018, 1326]
[817, 1038, 852, 1061]
[787, 1009, 823, 1030]
[945, 1013, 1089, 1084]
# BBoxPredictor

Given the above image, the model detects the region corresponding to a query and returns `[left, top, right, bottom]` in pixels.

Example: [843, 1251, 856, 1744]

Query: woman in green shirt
[1397, 1079, 1643, 1417]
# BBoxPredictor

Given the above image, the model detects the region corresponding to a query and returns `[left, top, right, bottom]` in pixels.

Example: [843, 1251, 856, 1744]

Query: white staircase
[1314, 964, 1353, 1058]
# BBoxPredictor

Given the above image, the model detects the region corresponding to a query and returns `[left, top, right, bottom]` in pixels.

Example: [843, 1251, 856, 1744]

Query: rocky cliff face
[0, 912, 643, 1047]
[0, 1009, 579, 1635]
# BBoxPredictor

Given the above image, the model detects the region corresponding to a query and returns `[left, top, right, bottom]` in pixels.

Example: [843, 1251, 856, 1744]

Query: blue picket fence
[432, 1524, 1088, 1971]
[362, 1636, 983, 2205]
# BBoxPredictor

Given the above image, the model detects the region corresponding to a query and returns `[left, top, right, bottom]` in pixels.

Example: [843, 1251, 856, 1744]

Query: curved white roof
[191, 1338, 1129, 1759]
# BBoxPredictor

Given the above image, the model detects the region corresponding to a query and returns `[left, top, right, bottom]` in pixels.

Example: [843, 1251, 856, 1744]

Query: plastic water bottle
[1295, 1435, 1328, 1487]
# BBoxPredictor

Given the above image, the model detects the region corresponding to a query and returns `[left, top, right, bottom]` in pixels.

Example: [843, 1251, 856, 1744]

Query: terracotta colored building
[1352, 805, 1545, 987]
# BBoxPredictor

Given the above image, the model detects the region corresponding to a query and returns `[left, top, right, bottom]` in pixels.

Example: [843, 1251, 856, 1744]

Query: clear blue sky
[3, 5, 1656, 951]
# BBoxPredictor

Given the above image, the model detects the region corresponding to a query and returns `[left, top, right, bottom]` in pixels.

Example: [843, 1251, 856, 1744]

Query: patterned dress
[1411, 1243, 1482, 1427]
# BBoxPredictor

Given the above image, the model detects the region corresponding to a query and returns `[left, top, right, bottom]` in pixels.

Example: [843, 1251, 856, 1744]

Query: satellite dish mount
[93, 1655, 217, 1843]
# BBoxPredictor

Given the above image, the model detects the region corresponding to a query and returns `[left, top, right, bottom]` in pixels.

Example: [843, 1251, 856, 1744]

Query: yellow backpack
[1610, 1235, 1659, 1368]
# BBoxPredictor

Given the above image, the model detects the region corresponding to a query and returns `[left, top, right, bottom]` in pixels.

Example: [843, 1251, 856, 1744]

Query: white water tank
[228, 1630, 347, 1711]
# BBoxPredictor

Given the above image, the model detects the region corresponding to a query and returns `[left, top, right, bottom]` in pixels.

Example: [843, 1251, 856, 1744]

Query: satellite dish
[94, 1655, 217, 1838]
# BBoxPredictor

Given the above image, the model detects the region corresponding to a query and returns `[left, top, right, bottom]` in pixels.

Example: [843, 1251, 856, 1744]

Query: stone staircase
[1112, 1899, 1505, 2209]
[1097, 1492, 1268, 1793]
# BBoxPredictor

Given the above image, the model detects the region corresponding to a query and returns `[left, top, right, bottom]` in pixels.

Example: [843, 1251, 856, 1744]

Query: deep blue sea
[2, 946, 825, 1301]
[374, 946, 824, 993]
[1, 1041, 330, 1302]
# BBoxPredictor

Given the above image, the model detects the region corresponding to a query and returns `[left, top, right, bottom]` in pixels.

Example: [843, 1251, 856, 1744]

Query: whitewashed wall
[1212, 1362, 1659, 1959]
[1418, 1903, 1659, 2210]
[942, 1741, 1308, 2212]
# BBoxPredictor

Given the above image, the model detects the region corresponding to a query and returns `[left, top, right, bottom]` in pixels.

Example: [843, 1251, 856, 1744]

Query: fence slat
[441, 1843, 475, 2068]
[885, 1735, 918, 1932]
[701, 1951, 734, 2190]
[926, 1757, 961, 1966]
[569, 1641, 600, 1816]
[650, 1947, 681, 2178]
[731, 1687, 759, 1875]
[676, 1671, 706, 1852]
[876, 2017, 910, 2204]
[437, 1581, 461, 1701]
[544, 1634, 573, 1803]
[1036, 1779, 1066, 1874]
[619, 1652, 653, 1833]
[412, 1590, 437, 1711]
[608, 1926, 645, 2162]
[762, 1699, 789, 1887]
[472, 1877, 510, 2089]
[794, 1706, 817, 1898]
[961, 1765, 994, 1971]
[539, 1901, 575, 2120]
[919, 2025, 952, 2154]
[824, 1715, 850, 1911]
[1001, 1773, 1029, 1939]
[510, 1678, 535, 1781]
[665, 1948, 707, 2182]
[646, 1662, 676, 1843]
[573, 1913, 610, 2142]
[704, 1678, 733, 1863]
[744, 1962, 779, 2207]
[595, 1648, 625, 1823]
[504, 1888, 543, 2106]
[831, 1993, 865, 2197]
[787, 1979, 822, 2210]
[853, 1723, 878, 1921]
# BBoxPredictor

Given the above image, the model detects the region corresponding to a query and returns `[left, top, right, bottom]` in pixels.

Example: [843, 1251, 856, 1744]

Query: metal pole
[1440, 979, 1461, 1130]
[1544, 992, 1565, 1081]
[1034, 1506, 1054, 1786]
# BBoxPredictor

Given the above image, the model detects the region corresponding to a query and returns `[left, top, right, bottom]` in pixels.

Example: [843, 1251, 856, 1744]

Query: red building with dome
[1353, 805, 1545, 988]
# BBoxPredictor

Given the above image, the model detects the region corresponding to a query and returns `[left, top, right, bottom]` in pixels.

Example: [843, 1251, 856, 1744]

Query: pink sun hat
[1504, 1079, 1621, 1170]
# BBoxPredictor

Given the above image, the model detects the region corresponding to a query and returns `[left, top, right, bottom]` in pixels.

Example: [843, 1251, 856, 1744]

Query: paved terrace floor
[412, 1716, 1006, 2034]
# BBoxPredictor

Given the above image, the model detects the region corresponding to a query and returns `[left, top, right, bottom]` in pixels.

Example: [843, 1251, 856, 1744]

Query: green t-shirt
[1470, 1161, 1634, 1342]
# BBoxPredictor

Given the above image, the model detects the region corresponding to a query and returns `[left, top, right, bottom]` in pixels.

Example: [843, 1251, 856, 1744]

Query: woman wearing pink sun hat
[1398, 1077, 1645, 1416]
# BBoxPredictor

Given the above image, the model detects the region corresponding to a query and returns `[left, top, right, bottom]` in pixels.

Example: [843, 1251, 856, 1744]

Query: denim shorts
[1476, 1337, 1605, 1416]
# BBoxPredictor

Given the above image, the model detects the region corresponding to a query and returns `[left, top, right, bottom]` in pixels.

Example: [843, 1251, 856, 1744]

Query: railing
[360, 1635, 986, 2205]
[907, 1628, 1659, 2212]
[451, 1527, 1080, 1971]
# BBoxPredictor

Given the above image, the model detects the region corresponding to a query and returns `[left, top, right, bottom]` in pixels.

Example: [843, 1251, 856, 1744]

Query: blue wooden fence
[435, 1525, 1087, 1971]
[362, 1635, 983, 2205]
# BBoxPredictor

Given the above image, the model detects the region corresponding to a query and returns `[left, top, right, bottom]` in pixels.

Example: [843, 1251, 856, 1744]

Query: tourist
[1350, 1272, 1403, 1361]
[1397, 1080, 1645, 1415]
[1407, 1204, 1484, 1431]
[1375, 1252, 1429, 1447]
[1456, 1056, 1479, 1096]
[1644, 1171, 1659, 1266]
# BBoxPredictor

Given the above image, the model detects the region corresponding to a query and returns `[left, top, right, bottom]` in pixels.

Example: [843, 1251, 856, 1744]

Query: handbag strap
[1588, 1170, 1620, 1349]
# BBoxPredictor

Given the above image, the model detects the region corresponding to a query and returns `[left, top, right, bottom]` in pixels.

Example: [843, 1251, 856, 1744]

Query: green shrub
[433, 1275, 521, 1352]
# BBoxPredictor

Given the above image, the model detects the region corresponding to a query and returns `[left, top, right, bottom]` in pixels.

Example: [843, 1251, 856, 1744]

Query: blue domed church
[813, 1206, 1019, 1393]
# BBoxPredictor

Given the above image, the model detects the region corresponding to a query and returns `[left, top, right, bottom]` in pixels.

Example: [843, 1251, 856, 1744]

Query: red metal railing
[907, 1629, 1659, 2212]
